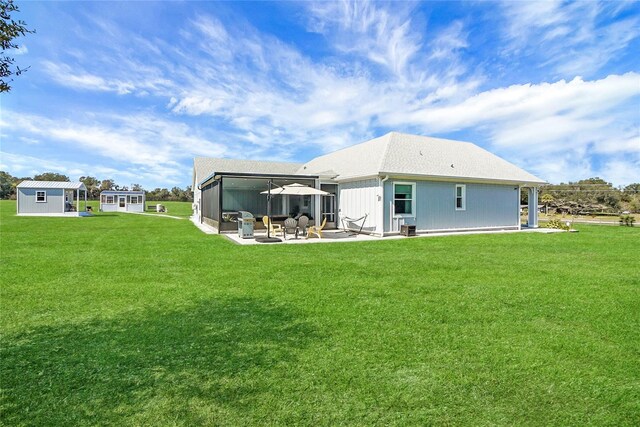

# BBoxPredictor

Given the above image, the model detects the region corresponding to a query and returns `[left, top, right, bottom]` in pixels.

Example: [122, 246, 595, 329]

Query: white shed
[100, 191, 146, 213]
[16, 181, 88, 216]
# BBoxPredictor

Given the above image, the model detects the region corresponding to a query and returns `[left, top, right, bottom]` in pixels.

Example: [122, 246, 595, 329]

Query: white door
[118, 196, 126, 212]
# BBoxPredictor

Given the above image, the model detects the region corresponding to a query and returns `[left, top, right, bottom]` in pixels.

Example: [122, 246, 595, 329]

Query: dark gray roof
[193, 157, 303, 187]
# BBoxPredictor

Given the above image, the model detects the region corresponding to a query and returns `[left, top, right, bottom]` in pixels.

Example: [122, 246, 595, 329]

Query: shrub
[619, 215, 636, 227]
[544, 218, 570, 230]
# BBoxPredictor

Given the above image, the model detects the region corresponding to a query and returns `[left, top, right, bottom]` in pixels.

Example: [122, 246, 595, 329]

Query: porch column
[528, 187, 539, 228]
[77, 188, 80, 212]
[314, 179, 321, 225]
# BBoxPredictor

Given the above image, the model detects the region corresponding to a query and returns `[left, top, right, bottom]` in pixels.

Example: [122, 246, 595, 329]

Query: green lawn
[144, 200, 194, 218]
[1, 200, 638, 426]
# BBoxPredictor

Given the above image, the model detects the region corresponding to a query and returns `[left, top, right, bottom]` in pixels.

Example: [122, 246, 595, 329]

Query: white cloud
[7, 1, 639, 188]
[500, 0, 640, 77]
[1, 111, 228, 187]
[14, 45, 29, 55]
[305, 0, 423, 77]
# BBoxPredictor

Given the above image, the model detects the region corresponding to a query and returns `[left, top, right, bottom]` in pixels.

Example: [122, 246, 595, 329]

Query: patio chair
[297, 215, 309, 236]
[307, 217, 327, 239]
[283, 217, 298, 240]
[262, 216, 283, 236]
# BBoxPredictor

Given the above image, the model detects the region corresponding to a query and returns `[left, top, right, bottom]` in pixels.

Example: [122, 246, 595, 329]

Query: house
[16, 181, 88, 216]
[99, 190, 146, 213]
[193, 132, 545, 235]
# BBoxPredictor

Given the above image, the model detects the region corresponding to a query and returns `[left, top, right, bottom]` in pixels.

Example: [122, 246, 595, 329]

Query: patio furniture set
[262, 215, 327, 239]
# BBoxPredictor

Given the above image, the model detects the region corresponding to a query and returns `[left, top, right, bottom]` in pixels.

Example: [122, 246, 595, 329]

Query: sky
[1, 0, 639, 190]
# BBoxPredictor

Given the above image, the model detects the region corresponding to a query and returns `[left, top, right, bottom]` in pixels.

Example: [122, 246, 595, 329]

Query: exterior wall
[101, 203, 118, 212]
[201, 180, 220, 230]
[126, 200, 145, 213]
[383, 180, 519, 233]
[17, 188, 64, 214]
[100, 192, 145, 213]
[338, 178, 382, 234]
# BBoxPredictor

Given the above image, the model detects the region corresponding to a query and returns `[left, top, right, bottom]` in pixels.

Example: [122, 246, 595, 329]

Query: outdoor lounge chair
[297, 215, 309, 236]
[307, 217, 327, 239]
[283, 218, 298, 240]
[262, 215, 283, 236]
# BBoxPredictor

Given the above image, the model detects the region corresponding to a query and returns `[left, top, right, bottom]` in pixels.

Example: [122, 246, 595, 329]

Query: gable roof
[17, 180, 87, 190]
[193, 157, 304, 187]
[298, 132, 545, 184]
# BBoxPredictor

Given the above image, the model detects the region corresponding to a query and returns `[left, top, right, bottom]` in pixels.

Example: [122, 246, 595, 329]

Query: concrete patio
[191, 216, 563, 245]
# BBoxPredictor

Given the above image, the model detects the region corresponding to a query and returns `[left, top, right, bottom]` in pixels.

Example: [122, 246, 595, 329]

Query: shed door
[118, 196, 126, 211]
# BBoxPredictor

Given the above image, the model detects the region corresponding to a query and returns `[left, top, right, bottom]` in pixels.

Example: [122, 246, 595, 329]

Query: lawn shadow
[1, 298, 319, 425]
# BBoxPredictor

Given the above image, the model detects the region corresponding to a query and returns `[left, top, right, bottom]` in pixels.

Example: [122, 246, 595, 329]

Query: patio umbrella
[260, 183, 329, 196]
[256, 183, 328, 243]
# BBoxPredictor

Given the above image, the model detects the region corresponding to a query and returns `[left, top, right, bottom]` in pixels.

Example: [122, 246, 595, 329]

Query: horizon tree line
[0, 171, 193, 202]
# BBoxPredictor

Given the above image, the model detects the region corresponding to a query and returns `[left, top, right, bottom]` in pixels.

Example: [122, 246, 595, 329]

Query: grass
[144, 200, 194, 218]
[1, 200, 638, 426]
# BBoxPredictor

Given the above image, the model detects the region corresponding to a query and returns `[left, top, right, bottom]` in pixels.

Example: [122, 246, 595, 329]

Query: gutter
[377, 172, 547, 186]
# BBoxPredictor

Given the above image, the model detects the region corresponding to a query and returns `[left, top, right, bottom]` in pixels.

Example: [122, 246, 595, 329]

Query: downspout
[380, 175, 389, 236]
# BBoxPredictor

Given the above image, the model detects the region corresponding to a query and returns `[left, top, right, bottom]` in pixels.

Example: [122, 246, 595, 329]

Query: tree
[131, 183, 143, 191]
[34, 172, 69, 182]
[0, 170, 14, 199]
[99, 179, 115, 191]
[1, 0, 35, 93]
[80, 176, 100, 199]
[624, 183, 640, 194]
[540, 193, 554, 214]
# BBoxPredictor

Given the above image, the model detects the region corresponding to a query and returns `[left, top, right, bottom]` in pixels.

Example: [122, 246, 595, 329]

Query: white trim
[35, 190, 47, 203]
[378, 172, 546, 186]
[393, 181, 416, 218]
[455, 184, 466, 211]
[383, 225, 520, 236]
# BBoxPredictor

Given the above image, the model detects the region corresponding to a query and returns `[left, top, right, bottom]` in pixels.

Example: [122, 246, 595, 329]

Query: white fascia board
[332, 174, 380, 183]
[379, 172, 546, 186]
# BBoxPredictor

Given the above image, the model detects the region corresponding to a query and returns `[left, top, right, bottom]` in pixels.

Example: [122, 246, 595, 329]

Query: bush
[619, 215, 636, 227]
[543, 218, 570, 230]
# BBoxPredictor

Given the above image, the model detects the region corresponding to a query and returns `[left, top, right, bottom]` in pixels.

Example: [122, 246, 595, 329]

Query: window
[130, 196, 140, 204]
[455, 184, 466, 210]
[394, 182, 415, 216]
[103, 195, 114, 204]
[36, 191, 46, 203]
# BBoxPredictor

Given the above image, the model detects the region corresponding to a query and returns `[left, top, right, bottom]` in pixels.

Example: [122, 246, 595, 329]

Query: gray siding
[18, 188, 64, 214]
[383, 180, 519, 232]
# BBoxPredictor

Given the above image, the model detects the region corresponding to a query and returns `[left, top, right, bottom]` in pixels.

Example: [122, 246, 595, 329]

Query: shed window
[394, 182, 415, 216]
[36, 191, 46, 203]
[456, 185, 466, 210]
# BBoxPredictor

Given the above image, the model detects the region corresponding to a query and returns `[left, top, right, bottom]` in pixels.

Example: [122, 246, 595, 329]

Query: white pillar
[314, 179, 321, 225]
[528, 187, 539, 228]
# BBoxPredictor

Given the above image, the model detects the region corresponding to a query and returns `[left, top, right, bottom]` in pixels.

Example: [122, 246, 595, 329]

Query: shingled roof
[297, 132, 545, 184]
